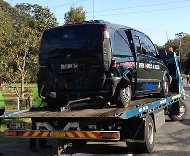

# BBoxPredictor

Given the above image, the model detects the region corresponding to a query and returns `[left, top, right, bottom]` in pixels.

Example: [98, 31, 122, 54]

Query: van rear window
[40, 24, 103, 53]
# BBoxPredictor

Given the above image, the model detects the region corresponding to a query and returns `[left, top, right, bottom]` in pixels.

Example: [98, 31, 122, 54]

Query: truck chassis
[3, 93, 186, 154]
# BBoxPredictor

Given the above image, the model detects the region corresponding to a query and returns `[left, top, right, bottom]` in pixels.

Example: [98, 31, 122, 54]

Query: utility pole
[175, 32, 185, 59]
[93, 0, 94, 20]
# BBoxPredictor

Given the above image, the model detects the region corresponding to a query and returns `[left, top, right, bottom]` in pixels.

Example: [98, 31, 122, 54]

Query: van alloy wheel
[117, 84, 132, 108]
[160, 76, 169, 97]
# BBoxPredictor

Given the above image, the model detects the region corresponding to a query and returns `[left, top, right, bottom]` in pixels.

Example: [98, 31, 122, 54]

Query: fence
[1, 84, 35, 111]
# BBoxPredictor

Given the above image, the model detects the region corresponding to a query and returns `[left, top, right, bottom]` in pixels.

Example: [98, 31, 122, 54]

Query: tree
[0, 1, 16, 80]
[64, 6, 86, 24]
[15, 3, 58, 33]
[0, 1, 59, 101]
[164, 33, 190, 60]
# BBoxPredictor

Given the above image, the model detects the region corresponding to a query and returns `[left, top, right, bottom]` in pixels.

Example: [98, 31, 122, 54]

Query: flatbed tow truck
[2, 51, 187, 155]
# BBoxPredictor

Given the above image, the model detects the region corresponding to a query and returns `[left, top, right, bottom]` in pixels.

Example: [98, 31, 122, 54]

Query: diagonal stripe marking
[41, 131, 49, 137]
[32, 131, 40, 137]
[92, 132, 101, 138]
[76, 131, 85, 138]
[86, 132, 96, 138]
[66, 132, 74, 138]
[23, 131, 31, 137]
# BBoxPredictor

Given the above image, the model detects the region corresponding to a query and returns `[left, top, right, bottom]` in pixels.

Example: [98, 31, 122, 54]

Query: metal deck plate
[3, 97, 159, 119]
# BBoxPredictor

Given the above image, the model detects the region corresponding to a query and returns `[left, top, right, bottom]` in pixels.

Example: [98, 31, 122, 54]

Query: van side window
[131, 30, 141, 54]
[133, 36, 141, 53]
[145, 35, 157, 57]
[139, 33, 148, 55]
[113, 30, 132, 56]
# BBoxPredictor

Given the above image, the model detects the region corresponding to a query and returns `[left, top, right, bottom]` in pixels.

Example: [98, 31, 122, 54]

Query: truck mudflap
[5, 130, 120, 140]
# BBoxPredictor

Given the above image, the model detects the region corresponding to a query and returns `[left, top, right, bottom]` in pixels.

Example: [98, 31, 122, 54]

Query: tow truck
[2, 51, 187, 155]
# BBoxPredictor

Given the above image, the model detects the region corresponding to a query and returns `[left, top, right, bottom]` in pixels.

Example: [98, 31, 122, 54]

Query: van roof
[44, 20, 145, 36]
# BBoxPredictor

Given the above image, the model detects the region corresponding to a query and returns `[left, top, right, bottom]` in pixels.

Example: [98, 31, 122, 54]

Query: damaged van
[37, 20, 171, 108]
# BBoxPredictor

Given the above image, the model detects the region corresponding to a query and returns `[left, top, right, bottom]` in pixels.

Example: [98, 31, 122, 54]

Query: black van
[38, 20, 171, 108]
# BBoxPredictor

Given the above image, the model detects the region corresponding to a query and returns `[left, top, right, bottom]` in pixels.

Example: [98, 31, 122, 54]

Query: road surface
[0, 83, 190, 156]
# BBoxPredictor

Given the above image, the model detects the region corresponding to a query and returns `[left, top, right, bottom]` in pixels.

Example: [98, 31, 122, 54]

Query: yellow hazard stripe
[75, 131, 85, 138]
[86, 132, 97, 138]
[172, 94, 181, 100]
[23, 131, 31, 137]
[42, 131, 49, 137]
[66, 132, 74, 138]
[32, 130, 40, 137]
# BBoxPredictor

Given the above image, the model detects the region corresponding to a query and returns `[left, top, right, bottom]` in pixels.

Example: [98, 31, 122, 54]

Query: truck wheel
[117, 84, 132, 108]
[160, 76, 169, 97]
[139, 114, 155, 153]
[127, 115, 155, 153]
[168, 101, 186, 121]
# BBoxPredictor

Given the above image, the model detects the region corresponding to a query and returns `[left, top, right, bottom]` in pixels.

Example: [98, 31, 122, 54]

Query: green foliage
[64, 6, 86, 24]
[0, 1, 58, 83]
[15, 3, 58, 33]
[164, 33, 190, 60]
[0, 1, 58, 99]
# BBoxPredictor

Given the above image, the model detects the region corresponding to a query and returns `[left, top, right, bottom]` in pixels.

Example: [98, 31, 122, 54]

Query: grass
[1, 83, 36, 111]
[0, 84, 35, 143]
[8, 83, 37, 88]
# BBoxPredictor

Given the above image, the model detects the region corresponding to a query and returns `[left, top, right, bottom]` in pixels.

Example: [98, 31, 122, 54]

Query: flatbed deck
[4, 94, 175, 118]
[5, 97, 159, 118]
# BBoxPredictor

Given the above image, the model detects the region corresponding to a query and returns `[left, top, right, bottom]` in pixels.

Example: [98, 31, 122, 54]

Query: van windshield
[40, 24, 103, 54]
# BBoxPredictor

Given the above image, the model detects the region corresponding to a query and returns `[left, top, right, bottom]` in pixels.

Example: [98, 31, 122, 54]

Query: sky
[5, 0, 190, 46]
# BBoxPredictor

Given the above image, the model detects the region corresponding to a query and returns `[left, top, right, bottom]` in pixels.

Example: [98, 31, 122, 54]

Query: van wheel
[160, 76, 169, 97]
[116, 84, 132, 108]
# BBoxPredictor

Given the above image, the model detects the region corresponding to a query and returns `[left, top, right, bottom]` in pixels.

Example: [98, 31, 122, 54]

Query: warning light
[168, 47, 173, 52]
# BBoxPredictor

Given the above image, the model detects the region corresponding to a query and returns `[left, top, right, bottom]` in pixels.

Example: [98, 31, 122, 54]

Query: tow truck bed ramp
[4, 94, 181, 119]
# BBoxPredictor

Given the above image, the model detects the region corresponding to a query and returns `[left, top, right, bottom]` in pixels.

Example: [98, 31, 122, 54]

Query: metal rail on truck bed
[3, 93, 182, 119]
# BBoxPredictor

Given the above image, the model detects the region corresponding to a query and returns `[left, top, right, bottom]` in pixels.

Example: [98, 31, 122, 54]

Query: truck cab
[159, 50, 183, 93]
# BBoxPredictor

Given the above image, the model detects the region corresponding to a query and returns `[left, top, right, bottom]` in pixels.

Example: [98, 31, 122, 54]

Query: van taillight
[111, 60, 117, 67]
[103, 28, 110, 39]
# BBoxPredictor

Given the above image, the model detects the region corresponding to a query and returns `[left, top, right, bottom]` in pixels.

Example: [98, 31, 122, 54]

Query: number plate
[9, 122, 26, 130]
[50, 131, 65, 137]
[61, 63, 78, 70]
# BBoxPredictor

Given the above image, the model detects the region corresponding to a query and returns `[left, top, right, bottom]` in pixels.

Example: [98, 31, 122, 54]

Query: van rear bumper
[41, 77, 121, 101]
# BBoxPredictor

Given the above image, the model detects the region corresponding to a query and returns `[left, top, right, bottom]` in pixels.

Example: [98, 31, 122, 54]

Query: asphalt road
[0, 82, 190, 156]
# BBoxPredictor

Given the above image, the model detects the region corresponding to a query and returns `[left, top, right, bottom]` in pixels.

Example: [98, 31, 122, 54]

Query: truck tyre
[168, 101, 186, 121]
[127, 115, 155, 153]
[117, 82, 132, 108]
[160, 76, 169, 97]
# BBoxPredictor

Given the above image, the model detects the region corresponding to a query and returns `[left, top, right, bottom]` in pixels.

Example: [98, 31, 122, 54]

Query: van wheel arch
[160, 74, 170, 97]
[115, 76, 132, 108]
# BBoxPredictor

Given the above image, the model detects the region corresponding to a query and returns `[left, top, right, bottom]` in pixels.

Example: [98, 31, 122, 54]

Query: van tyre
[117, 83, 132, 108]
[168, 101, 186, 121]
[160, 76, 169, 97]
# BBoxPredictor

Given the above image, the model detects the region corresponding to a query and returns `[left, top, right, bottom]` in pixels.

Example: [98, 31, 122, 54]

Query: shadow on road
[63, 143, 127, 155]
[165, 119, 190, 126]
[137, 150, 190, 156]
